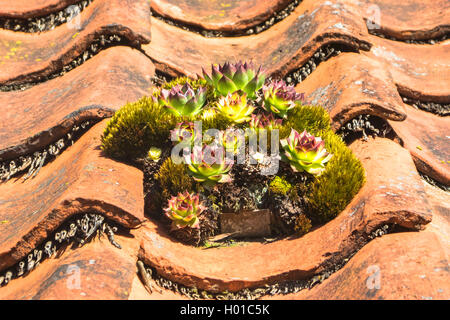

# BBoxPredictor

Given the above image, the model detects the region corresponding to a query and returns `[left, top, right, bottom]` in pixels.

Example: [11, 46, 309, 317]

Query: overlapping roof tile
[0, 0, 448, 300]
[0, 121, 144, 272]
[138, 138, 432, 292]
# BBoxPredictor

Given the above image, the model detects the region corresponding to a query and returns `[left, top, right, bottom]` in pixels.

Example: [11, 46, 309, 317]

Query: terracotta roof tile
[266, 230, 449, 300]
[0, 0, 448, 300]
[151, 0, 294, 32]
[389, 105, 450, 185]
[0, 240, 138, 300]
[143, 1, 371, 77]
[0, 47, 155, 161]
[138, 138, 431, 293]
[358, 0, 450, 40]
[296, 52, 406, 129]
[0, 0, 151, 86]
[0, 0, 80, 19]
[0, 120, 144, 271]
[365, 36, 450, 102]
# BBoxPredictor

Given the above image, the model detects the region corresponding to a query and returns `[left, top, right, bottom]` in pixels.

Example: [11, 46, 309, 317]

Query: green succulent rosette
[202, 61, 266, 98]
[215, 92, 255, 124]
[158, 83, 206, 117]
[262, 80, 304, 118]
[185, 145, 233, 187]
[164, 191, 206, 229]
[280, 129, 333, 175]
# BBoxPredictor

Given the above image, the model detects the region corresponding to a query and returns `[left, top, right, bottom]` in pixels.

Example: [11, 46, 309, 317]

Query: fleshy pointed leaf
[217, 75, 238, 96]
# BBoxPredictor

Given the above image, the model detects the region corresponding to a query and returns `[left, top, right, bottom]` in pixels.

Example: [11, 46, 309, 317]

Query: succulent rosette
[202, 61, 266, 98]
[249, 113, 283, 131]
[164, 191, 206, 229]
[170, 121, 197, 145]
[262, 80, 304, 118]
[186, 145, 233, 187]
[218, 129, 243, 155]
[147, 147, 162, 162]
[280, 129, 333, 175]
[158, 83, 206, 117]
[215, 92, 255, 124]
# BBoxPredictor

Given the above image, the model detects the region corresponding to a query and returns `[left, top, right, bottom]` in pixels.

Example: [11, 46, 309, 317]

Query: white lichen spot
[147, 232, 164, 249]
[362, 88, 375, 95]
[372, 47, 406, 63]
[330, 22, 346, 31]
[411, 71, 427, 77]
[331, 3, 342, 9]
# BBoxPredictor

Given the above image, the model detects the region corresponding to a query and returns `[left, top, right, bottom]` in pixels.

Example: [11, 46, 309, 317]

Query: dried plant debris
[0, 120, 96, 182]
[212, 183, 260, 213]
[270, 194, 309, 234]
[338, 114, 393, 142]
[368, 29, 449, 45]
[0, 0, 93, 33]
[0, 34, 125, 92]
[420, 172, 450, 192]
[401, 95, 449, 117]
[0, 212, 123, 287]
[284, 44, 357, 85]
[151, 70, 175, 87]
[151, 0, 302, 38]
[137, 223, 399, 299]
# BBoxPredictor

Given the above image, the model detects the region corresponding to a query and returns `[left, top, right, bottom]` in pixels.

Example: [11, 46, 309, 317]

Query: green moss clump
[101, 96, 177, 159]
[307, 130, 366, 223]
[280, 104, 331, 139]
[294, 215, 312, 236]
[269, 176, 293, 196]
[156, 158, 202, 200]
[275, 103, 364, 224]
[201, 111, 234, 131]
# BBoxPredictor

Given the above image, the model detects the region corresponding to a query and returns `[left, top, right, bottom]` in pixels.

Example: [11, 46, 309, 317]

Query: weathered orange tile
[151, 0, 293, 32]
[128, 275, 187, 300]
[389, 105, 450, 185]
[0, 0, 79, 18]
[274, 231, 449, 300]
[421, 182, 450, 258]
[0, 240, 138, 300]
[364, 37, 450, 102]
[143, 1, 370, 77]
[0, 120, 144, 271]
[0, 0, 151, 86]
[138, 138, 431, 292]
[357, 0, 450, 40]
[0, 46, 155, 161]
[296, 52, 406, 129]
[267, 160, 450, 301]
